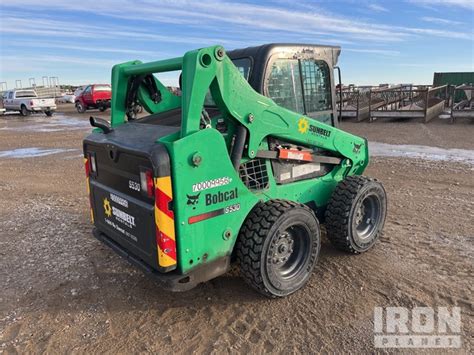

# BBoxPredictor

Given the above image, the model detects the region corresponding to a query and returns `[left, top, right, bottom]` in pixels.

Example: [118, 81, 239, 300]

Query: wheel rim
[355, 193, 382, 241]
[269, 224, 310, 280]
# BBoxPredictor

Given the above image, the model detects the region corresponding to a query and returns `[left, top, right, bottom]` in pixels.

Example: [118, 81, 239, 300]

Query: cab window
[232, 58, 252, 80]
[266, 59, 304, 114]
[15, 90, 37, 98]
[94, 85, 111, 92]
[301, 60, 332, 114]
[266, 58, 333, 124]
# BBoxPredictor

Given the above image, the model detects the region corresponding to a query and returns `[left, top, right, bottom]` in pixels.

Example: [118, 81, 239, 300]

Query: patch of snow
[0, 114, 90, 132]
[370, 142, 474, 166]
[0, 148, 78, 158]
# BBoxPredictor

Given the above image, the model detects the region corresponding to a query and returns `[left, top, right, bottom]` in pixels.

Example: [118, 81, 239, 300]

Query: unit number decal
[224, 203, 240, 214]
[129, 180, 141, 192]
[192, 177, 232, 192]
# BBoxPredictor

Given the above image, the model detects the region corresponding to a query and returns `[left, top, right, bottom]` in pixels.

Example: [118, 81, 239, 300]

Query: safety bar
[123, 56, 183, 76]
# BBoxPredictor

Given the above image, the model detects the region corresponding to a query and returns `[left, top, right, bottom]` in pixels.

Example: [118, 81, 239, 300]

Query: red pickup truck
[75, 84, 111, 113]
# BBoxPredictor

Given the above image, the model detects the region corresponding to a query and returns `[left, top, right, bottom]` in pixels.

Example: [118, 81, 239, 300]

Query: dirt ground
[0, 105, 473, 353]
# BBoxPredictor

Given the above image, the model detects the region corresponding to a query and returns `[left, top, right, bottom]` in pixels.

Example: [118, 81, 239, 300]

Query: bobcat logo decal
[187, 193, 201, 207]
[353, 143, 362, 154]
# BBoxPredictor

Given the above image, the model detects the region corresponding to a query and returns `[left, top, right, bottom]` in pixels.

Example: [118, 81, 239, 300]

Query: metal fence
[336, 85, 375, 121]
[369, 85, 448, 123]
[450, 84, 474, 123]
[31, 85, 62, 98]
[338, 84, 450, 123]
[0, 85, 62, 98]
[0, 76, 62, 98]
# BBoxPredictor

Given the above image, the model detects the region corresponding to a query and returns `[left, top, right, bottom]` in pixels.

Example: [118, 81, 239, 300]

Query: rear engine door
[84, 123, 179, 272]
[85, 143, 158, 269]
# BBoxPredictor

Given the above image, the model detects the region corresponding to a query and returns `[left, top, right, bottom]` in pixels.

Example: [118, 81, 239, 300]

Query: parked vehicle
[74, 86, 85, 97]
[2, 89, 56, 116]
[57, 92, 76, 103]
[0, 94, 5, 115]
[75, 84, 111, 113]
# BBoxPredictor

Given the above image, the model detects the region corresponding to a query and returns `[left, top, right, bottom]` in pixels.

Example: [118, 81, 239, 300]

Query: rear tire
[236, 200, 320, 298]
[75, 102, 86, 113]
[45, 110, 53, 117]
[20, 105, 30, 116]
[325, 176, 387, 253]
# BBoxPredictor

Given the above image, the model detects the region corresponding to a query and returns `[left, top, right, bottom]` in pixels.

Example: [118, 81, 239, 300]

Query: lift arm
[109, 46, 368, 175]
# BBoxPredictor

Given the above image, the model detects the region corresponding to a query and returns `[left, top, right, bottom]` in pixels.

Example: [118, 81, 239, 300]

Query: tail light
[89, 153, 97, 174]
[85, 153, 97, 176]
[154, 176, 177, 270]
[140, 169, 154, 198]
[30, 100, 34, 106]
[84, 156, 90, 177]
[84, 156, 94, 223]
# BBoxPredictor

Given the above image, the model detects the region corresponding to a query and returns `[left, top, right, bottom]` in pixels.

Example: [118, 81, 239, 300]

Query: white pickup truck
[2, 89, 57, 116]
[0, 95, 5, 115]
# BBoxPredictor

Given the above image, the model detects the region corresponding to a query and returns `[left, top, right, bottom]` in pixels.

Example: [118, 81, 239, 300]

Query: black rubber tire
[236, 199, 320, 298]
[20, 105, 30, 116]
[325, 175, 387, 254]
[75, 102, 86, 113]
[98, 105, 107, 112]
[45, 110, 53, 117]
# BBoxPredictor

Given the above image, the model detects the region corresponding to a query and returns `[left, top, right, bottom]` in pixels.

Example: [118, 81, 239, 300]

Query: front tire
[75, 102, 86, 113]
[45, 110, 53, 117]
[325, 176, 387, 253]
[236, 200, 320, 298]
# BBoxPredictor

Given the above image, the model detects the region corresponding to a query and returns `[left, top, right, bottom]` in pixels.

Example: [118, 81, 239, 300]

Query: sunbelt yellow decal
[298, 117, 309, 134]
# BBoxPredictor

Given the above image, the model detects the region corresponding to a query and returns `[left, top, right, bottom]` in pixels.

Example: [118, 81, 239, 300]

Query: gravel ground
[0, 105, 473, 353]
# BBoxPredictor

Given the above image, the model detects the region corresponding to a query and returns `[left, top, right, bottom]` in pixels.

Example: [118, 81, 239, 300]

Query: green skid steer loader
[83, 44, 387, 297]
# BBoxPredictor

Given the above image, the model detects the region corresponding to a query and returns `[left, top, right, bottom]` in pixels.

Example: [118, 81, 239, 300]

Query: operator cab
[134, 44, 341, 128]
[228, 43, 341, 127]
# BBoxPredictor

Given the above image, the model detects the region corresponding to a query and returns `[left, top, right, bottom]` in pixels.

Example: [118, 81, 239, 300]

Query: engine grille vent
[239, 158, 269, 190]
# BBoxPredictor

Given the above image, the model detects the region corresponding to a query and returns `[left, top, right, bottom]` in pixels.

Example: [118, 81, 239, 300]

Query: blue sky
[0, 0, 472, 89]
